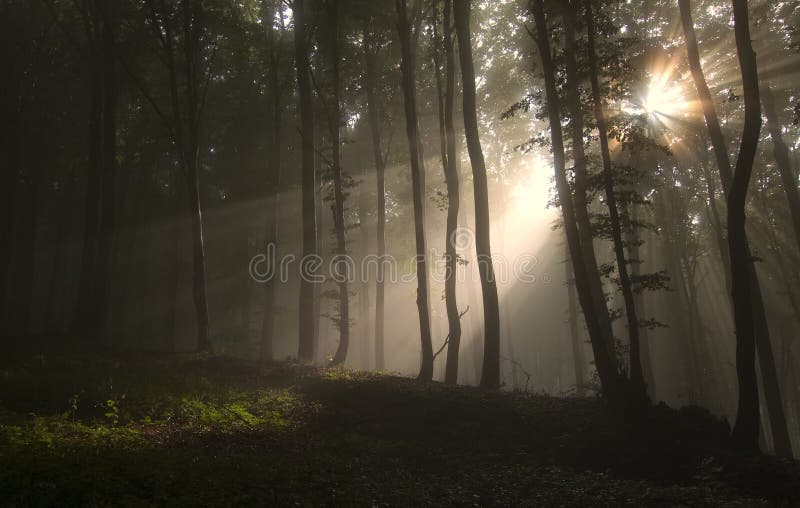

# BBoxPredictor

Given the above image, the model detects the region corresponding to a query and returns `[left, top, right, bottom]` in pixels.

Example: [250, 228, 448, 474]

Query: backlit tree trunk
[454, 0, 500, 389]
[434, 0, 462, 385]
[396, 0, 434, 381]
[728, 0, 761, 452]
[584, 0, 646, 401]
[294, 0, 317, 363]
[680, 0, 791, 456]
[531, 0, 622, 404]
[328, 0, 350, 367]
[562, 0, 616, 356]
[363, 23, 387, 371]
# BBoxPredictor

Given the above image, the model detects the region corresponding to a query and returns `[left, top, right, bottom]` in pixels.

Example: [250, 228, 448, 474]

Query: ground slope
[0, 354, 797, 506]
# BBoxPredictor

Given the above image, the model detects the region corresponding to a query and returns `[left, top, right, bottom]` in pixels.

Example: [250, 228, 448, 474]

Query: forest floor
[0, 353, 798, 507]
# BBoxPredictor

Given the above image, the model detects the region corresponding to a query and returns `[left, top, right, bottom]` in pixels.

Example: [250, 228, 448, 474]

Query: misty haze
[1, 0, 800, 505]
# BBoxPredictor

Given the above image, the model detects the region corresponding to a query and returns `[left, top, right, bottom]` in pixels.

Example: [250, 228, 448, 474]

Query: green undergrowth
[0, 353, 797, 507]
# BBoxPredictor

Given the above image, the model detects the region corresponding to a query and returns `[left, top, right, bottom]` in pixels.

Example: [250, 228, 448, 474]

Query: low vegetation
[1, 354, 797, 506]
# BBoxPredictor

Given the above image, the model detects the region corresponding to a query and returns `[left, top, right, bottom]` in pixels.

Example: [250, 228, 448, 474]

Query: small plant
[65, 393, 80, 420]
[103, 396, 124, 426]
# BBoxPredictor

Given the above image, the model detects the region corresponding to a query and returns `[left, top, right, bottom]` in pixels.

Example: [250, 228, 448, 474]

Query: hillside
[0, 354, 797, 507]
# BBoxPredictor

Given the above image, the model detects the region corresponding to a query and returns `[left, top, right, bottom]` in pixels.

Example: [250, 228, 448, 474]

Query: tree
[761, 84, 800, 253]
[679, 0, 791, 456]
[530, 0, 622, 405]
[362, 12, 390, 371]
[68, 0, 118, 347]
[431, 0, 462, 385]
[327, 0, 350, 366]
[260, 0, 287, 363]
[727, 0, 762, 453]
[453, 0, 501, 389]
[561, 0, 617, 364]
[583, 0, 647, 402]
[294, 0, 318, 363]
[396, 0, 434, 381]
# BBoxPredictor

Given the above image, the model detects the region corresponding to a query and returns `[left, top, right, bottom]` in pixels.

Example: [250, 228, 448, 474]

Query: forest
[2, 0, 800, 505]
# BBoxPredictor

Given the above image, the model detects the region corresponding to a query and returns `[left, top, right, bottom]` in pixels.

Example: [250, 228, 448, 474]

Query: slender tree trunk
[434, 0, 462, 385]
[637, 211, 657, 397]
[358, 174, 370, 369]
[16, 154, 44, 335]
[313, 128, 325, 361]
[454, 0, 500, 389]
[678, 0, 735, 191]
[563, 0, 616, 356]
[167, 179, 181, 353]
[566, 245, 585, 397]
[45, 170, 73, 332]
[74, 54, 103, 344]
[261, 84, 281, 361]
[681, 0, 791, 455]
[0, 46, 23, 327]
[182, 0, 211, 353]
[261, 9, 283, 363]
[294, 0, 317, 362]
[584, 0, 646, 401]
[728, 0, 761, 452]
[396, 0, 434, 381]
[363, 25, 386, 371]
[329, 0, 350, 366]
[762, 85, 800, 251]
[96, 4, 117, 346]
[531, 0, 622, 405]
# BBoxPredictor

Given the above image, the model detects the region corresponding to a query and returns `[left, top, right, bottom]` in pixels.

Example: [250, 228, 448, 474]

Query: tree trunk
[73, 53, 103, 344]
[167, 178, 181, 353]
[681, 0, 791, 456]
[728, 0, 761, 452]
[454, 0, 500, 389]
[565, 245, 585, 397]
[762, 84, 800, 252]
[584, 0, 646, 401]
[433, 0, 462, 385]
[562, 0, 617, 356]
[396, 0, 434, 381]
[363, 24, 386, 371]
[0, 46, 23, 328]
[531, 0, 622, 405]
[261, 16, 283, 363]
[96, 4, 117, 346]
[294, 0, 317, 363]
[182, 0, 211, 353]
[16, 154, 44, 335]
[328, 0, 350, 367]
